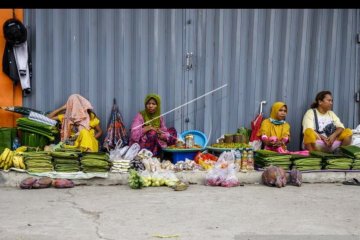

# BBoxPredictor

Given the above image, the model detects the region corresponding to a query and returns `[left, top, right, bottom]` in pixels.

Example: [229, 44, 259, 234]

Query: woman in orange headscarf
[258, 102, 290, 152]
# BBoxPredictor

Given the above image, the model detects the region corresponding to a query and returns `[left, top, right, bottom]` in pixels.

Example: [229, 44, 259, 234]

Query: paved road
[0, 184, 359, 240]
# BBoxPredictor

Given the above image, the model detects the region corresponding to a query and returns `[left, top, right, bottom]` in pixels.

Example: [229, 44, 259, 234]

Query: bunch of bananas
[0, 146, 27, 170]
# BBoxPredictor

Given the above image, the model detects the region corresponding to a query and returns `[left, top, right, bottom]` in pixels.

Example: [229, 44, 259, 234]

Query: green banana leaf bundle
[81, 166, 110, 173]
[53, 158, 80, 165]
[294, 165, 323, 171]
[292, 157, 323, 170]
[55, 148, 82, 153]
[51, 151, 80, 159]
[81, 152, 110, 161]
[80, 159, 110, 168]
[16, 117, 58, 134]
[27, 167, 54, 173]
[340, 145, 360, 159]
[309, 150, 342, 159]
[325, 158, 353, 170]
[352, 160, 360, 170]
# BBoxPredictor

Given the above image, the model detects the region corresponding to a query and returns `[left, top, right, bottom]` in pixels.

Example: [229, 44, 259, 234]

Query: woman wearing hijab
[47, 94, 103, 152]
[258, 102, 290, 152]
[129, 93, 177, 157]
[302, 90, 352, 152]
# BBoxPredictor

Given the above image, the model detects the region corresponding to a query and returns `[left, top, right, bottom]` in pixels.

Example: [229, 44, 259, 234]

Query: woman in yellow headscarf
[257, 102, 290, 152]
[129, 93, 177, 157]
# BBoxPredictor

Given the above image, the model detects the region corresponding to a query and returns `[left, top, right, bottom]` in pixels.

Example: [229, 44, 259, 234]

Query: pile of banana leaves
[289, 152, 323, 171]
[340, 145, 360, 170]
[310, 150, 352, 170]
[23, 151, 53, 173]
[16, 117, 59, 142]
[80, 152, 111, 173]
[254, 150, 292, 170]
[51, 150, 81, 172]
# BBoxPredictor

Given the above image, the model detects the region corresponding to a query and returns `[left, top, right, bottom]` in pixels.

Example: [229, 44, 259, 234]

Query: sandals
[342, 178, 360, 186]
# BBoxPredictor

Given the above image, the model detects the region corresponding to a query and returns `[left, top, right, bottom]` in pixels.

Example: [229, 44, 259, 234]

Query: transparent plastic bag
[137, 148, 153, 159]
[162, 171, 179, 187]
[140, 170, 152, 187]
[249, 140, 262, 151]
[109, 140, 124, 162]
[151, 171, 165, 186]
[141, 158, 151, 172]
[161, 160, 174, 171]
[218, 151, 235, 164]
[221, 165, 240, 187]
[123, 143, 140, 160]
[205, 167, 226, 186]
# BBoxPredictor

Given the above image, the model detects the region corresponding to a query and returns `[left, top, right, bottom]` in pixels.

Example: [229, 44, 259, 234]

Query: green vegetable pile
[211, 142, 250, 149]
[128, 169, 144, 189]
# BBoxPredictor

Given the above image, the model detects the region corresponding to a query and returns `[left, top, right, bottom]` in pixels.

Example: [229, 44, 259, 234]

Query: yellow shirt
[258, 119, 290, 140]
[58, 112, 100, 137]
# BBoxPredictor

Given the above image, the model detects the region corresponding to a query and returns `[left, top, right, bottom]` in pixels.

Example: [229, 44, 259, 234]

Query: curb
[1, 171, 360, 188]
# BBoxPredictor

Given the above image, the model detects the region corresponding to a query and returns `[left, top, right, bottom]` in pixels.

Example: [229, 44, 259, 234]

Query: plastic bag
[162, 171, 179, 187]
[137, 148, 153, 159]
[221, 165, 240, 187]
[141, 158, 151, 172]
[119, 145, 129, 157]
[123, 143, 140, 160]
[199, 158, 215, 171]
[151, 171, 166, 187]
[140, 170, 152, 187]
[249, 140, 262, 151]
[218, 151, 235, 164]
[205, 167, 227, 186]
[149, 158, 161, 172]
[161, 160, 174, 171]
[109, 140, 124, 162]
[194, 151, 218, 164]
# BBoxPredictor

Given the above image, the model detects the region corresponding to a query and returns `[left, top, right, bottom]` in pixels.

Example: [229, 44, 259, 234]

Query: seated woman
[302, 90, 352, 152]
[258, 102, 290, 153]
[129, 93, 177, 157]
[47, 94, 103, 152]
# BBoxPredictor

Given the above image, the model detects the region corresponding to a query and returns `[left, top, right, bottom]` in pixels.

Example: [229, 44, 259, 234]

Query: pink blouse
[129, 112, 170, 148]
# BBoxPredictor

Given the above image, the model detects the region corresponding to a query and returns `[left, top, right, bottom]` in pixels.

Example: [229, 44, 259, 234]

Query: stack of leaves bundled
[111, 159, 131, 173]
[254, 150, 292, 170]
[16, 117, 59, 142]
[51, 150, 81, 172]
[291, 153, 323, 171]
[310, 150, 352, 170]
[340, 145, 360, 170]
[23, 151, 53, 173]
[81, 152, 111, 173]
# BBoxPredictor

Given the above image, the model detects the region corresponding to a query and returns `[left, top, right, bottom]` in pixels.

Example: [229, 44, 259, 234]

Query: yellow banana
[12, 155, 20, 168]
[18, 157, 26, 169]
[1, 148, 10, 162]
[0, 159, 4, 168]
[4, 151, 14, 170]
[15, 146, 27, 153]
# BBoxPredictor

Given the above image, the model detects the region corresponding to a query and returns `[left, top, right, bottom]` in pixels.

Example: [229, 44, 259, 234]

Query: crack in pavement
[63, 190, 114, 240]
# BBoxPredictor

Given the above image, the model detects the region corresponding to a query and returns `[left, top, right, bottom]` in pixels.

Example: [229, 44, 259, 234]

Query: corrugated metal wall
[24, 9, 360, 150]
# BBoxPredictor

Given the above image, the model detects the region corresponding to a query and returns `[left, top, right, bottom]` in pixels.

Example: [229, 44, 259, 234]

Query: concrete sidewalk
[1, 170, 360, 188]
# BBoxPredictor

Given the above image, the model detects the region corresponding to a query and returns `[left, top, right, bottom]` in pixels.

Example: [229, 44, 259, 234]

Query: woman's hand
[143, 125, 154, 133]
[327, 134, 337, 146]
[264, 139, 281, 147]
[319, 134, 331, 147]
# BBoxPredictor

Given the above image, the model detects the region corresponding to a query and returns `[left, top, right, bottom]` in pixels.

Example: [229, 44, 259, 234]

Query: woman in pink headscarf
[47, 94, 103, 152]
